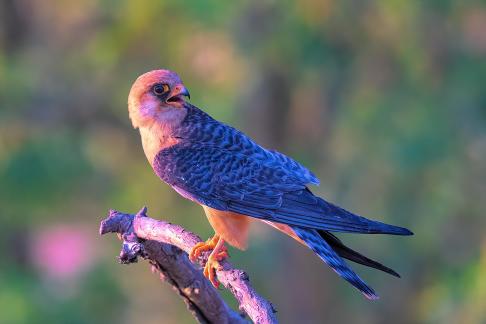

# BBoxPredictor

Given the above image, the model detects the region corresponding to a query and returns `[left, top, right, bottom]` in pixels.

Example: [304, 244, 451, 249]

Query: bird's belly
[202, 206, 306, 250]
[203, 206, 252, 250]
[261, 220, 306, 245]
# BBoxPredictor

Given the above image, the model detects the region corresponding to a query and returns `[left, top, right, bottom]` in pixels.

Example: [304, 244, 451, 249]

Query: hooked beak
[167, 84, 190, 103]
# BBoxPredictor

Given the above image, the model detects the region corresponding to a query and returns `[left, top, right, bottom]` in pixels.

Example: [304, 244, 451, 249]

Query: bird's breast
[139, 124, 180, 166]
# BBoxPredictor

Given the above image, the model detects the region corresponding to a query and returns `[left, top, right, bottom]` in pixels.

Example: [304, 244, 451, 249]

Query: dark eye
[153, 83, 170, 95]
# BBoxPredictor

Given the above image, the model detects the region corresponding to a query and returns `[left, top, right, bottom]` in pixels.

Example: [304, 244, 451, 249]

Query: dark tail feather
[319, 231, 400, 277]
[278, 191, 414, 235]
[292, 226, 379, 300]
[315, 200, 415, 236]
[359, 220, 414, 236]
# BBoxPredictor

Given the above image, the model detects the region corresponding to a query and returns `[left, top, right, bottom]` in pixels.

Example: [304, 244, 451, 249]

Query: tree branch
[99, 207, 278, 324]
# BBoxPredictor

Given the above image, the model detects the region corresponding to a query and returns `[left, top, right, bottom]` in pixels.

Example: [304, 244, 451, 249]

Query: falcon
[127, 69, 413, 299]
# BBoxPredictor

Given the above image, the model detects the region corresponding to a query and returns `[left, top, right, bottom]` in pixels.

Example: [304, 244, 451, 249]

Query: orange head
[128, 69, 190, 129]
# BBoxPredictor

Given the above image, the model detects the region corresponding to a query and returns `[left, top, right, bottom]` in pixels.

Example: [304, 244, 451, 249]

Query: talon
[189, 242, 207, 262]
[204, 256, 223, 287]
[194, 235, 228, 288]
[189, 234, 220, 262]
[214, 250, 228, 261]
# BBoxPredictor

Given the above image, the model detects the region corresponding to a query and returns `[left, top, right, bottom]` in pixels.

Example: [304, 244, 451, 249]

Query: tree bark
[99, 207, 278, 324]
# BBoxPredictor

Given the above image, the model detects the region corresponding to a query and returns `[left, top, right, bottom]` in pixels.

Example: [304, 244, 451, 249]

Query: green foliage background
[0, 0, 485, 323]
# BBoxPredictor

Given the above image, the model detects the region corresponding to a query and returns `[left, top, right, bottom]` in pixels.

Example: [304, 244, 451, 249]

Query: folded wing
[153, 143, 412, 236]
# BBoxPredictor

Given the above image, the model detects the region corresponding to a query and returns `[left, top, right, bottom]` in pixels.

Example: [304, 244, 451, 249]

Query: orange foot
[189, 234, 228, 287]
[189, 234, 220, 261]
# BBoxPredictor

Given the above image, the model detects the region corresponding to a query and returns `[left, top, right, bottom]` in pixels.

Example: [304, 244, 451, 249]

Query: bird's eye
[153, 83, 170, 95]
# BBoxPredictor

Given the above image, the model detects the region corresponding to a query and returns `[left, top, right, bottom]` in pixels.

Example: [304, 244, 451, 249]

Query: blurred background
[0, 0, 485, 323]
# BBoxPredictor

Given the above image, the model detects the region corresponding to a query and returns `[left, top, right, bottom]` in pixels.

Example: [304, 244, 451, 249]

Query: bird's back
[170, 104, 319, 187]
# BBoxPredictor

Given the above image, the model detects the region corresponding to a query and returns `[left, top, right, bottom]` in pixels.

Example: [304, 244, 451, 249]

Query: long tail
[292, 226, 379, 300]
[318, 231, 400, 277]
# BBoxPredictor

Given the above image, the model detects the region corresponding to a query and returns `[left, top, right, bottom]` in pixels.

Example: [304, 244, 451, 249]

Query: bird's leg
[203, 236, 227, 288]
[189, 234, 229, 287]
[189, 234, 227, 262]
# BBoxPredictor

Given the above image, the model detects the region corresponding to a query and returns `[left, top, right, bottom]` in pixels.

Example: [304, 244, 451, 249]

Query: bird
[127, 69, 413, 300]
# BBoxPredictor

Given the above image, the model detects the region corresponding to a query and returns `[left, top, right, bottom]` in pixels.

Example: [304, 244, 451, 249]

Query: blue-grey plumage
[128, 69, 413, 299]
[292, 226, 379, 300]
[150, 103, 413, 299]
[153, 103, 412, 237]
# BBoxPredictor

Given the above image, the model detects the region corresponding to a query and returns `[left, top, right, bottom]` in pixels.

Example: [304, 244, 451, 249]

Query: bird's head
[128, 69, 191, 129]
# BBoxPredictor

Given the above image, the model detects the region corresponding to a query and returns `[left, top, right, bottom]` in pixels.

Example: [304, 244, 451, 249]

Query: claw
[189, 234, 228, 288]
[189, 234, 220, 262]
[189, 242, 208, 262]
[204, 255, 224, 287]
[214, 249, 228, 261]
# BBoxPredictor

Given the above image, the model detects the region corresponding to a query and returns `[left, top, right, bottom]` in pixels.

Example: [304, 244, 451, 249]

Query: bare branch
[100, 207, 278, 324]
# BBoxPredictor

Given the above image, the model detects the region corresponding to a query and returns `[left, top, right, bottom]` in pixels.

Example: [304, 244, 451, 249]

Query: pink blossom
[31, 225, 94, 281]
